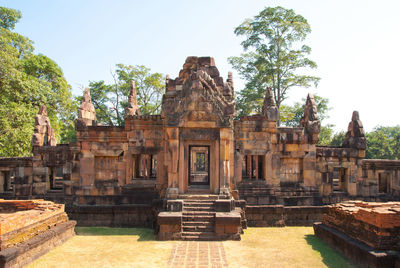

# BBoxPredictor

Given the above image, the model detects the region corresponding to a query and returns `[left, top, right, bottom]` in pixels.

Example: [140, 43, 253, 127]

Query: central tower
[161, 56, 235, 197]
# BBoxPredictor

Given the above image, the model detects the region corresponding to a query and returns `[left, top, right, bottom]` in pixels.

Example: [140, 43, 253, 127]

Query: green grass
[75, 227, 156, 240]
[224, 227, 356, 268]
[27, 227, 356, 268]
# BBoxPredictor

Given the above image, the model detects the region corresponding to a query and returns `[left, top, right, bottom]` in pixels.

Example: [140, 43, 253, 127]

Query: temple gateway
[0, 56, 399, 240]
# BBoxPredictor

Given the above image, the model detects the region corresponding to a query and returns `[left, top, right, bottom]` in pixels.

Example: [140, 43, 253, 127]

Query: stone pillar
[165, 127, 179, 199]
[219, 128, 233, 195]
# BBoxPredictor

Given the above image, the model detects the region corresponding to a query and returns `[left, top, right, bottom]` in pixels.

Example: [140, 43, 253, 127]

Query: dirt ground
[27, 226, 355, 268]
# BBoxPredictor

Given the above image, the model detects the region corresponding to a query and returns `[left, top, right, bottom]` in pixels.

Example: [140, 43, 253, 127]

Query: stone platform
[314, 201, 400, 268]
[0, 199, 76, 268]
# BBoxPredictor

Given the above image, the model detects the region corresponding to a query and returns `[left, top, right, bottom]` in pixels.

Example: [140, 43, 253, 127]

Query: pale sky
[2, 0, 400, 132]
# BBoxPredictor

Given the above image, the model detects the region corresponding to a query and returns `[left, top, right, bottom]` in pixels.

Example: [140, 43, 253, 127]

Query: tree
[280, 94, 330, 127]
[330, 131, 346, 147]
[88, 64, 164, 126]
[0, 7, 76, 156]
[229, 6, 320, 119]
[279, 94, 335, 146]
[366, 126, 400, 159]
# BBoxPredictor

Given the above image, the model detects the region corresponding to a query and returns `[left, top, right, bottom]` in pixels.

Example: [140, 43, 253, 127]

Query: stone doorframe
[179, 139, 219, 194]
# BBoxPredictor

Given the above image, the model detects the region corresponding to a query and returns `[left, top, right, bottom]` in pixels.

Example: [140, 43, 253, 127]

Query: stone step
[183, 201, 215, 205]
[182, 225, 214, 232]
[183, 221, 214, 227]
[181, 232, 217, 241]
[178, 194, 219, 200]
[183, 211, 215, 216]
[183, 215, 215, 222]
[183, 206, 214, 212]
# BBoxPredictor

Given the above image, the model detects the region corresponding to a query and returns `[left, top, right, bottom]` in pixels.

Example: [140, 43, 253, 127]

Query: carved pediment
[161, 57, 235, 127]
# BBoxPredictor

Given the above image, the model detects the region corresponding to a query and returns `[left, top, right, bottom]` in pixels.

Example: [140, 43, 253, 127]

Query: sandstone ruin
[314, 201, 400, 267]
[0, 56, 399, 241]
[0, 199, 75, 267]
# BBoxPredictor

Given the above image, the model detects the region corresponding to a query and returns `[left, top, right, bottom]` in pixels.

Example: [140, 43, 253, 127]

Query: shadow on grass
[75, 227, 156, 241]
[305, 234, 356, 268]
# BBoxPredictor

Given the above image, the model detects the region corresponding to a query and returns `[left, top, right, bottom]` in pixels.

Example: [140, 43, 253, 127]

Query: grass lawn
[27, 226, 356, 268]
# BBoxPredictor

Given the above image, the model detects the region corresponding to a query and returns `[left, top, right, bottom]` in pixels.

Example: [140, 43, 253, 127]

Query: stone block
[167, 200, 183, 212]
[215, 199, 232, 212]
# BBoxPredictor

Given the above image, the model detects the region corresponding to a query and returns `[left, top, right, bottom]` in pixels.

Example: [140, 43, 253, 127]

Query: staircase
[180, 195, 218, 240]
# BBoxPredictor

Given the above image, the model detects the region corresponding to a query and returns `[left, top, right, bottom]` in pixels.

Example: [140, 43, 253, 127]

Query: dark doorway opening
[189, 146, 210, 186]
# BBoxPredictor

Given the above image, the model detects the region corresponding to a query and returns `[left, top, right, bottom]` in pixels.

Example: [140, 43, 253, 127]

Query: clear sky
[2, 0, 400, 132]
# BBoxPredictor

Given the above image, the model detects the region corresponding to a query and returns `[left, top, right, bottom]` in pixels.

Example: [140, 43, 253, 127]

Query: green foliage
[318, 125, 335, 146]
[330, 131, 346, 147]
[89, 64, 164, 126]
[0, 7, 21, 30]
[280, 94, 330, 127]
[0, 7, 76, 156]
[229, 6, 320, 119]
[366, 126, 400, 159]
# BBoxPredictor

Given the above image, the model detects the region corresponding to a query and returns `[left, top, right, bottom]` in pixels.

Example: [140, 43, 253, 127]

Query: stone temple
[0, 56, 399, 241]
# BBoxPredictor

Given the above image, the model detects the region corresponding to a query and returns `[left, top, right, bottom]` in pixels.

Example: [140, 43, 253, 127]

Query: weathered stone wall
[67, 204, 155, 227]
[246, 205, 326, 227]
[361, 159, 400, 199]
[315, 147, 364, 200]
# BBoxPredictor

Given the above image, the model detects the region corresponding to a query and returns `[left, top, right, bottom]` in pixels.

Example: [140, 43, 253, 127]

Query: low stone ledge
[314, 222, 400, 268]
[0, 220, 76, 268]
[67, 204, 154, 227]
[157, 212, 182, 225]
[215, 212, 241, 239]
[245, 205, 326, 227]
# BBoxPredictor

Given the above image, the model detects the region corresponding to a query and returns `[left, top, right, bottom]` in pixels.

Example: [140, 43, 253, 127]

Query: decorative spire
[125, 80, 140, 117]
[262, 87, 278, 121]
[223, 71, 234, 98]
[31, 105, 57, 147]
[76, 87, 97, 128]
[342, 111, 366, 149]
[300, 93, 320, 142]
[227, 71, 233, 87]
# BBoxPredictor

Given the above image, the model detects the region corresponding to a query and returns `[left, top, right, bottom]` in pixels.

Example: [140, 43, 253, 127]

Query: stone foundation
[314, 223, 400, 268]
[0, 200, 75, 268]
[67, 204, 156, 227]
[322, 201, 400, 250]
[314, 201, 400, 268]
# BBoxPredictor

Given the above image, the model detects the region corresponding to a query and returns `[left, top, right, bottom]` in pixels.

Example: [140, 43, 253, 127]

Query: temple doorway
[189, 146, 210, 186]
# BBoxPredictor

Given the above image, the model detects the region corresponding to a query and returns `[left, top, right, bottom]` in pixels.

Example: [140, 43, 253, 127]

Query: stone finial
[76, 87, 97, 128]
[125, 80, 140, 117]
[261, 87, 278, 121]
[300, 93, 320, 136]
[342, 111, 366, 149]
[227, 72, 233, 87]
[223, 72, 234, 98]
[39, 105, 47, 116]
[31, 105, 57, 147]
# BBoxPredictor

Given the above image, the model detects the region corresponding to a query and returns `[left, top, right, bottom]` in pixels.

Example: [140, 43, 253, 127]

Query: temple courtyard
[27, 227, 355, 268]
